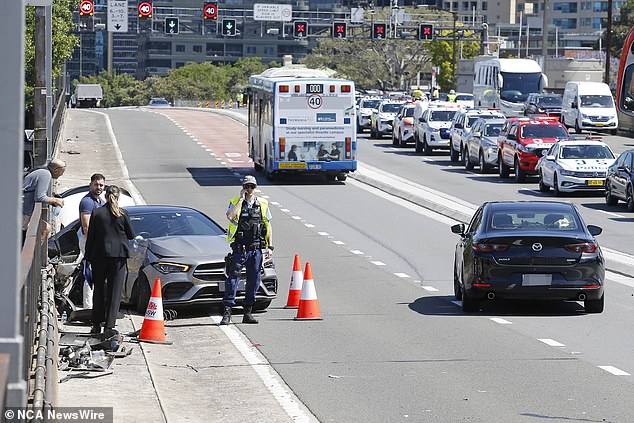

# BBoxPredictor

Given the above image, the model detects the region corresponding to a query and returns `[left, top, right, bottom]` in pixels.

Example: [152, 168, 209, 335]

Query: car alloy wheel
[553, 174, 561, 196]
[464, 148, 474, 170]
[499, 155, 510, 178]
[450, 144, 459, 162]
[514, 156, 526, 183]
[627, 186, 634, 212]
[605, 183, 618, 206]
[538, 171, 550, 192]
[478, 151, 487, 174]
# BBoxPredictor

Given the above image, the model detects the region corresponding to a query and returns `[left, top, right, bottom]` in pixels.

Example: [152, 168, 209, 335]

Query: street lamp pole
[605, 0, 613, 85]
[452, 12, 457, 89]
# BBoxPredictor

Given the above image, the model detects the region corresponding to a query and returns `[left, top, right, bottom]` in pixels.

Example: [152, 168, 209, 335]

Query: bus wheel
[264, 154, 276, 181]
[336, 173, 347, 182]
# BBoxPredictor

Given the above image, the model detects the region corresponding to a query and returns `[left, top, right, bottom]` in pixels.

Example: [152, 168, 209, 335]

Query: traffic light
[419, 24, 434, 41]
[333, 22, 347, 39]
[372, 23, 386, 40]
[222, 19, 237, 36]
[165, 17, 179, 34]
[293, 21, 307, 38]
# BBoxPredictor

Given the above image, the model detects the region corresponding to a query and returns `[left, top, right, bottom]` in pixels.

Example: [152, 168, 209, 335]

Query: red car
[498, 117, 571, 182]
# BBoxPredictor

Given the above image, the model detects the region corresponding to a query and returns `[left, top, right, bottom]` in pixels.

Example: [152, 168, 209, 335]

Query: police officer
[221, 175, 273, 325]
[447, 89, 457, 102]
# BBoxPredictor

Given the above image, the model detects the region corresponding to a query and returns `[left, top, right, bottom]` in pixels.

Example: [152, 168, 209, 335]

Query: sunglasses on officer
[243, 184, 256, 189]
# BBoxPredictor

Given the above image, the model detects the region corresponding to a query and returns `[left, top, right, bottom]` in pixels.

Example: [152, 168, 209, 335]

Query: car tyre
[453, 264, 462, 300]
[336, 173, 347, 182]
[499, 155, 510, 178]
[423, 137, 432, 155]
[626, 186, 634, 212]
[134, 275, 151, 315]
[514, 156, 526, 183]
[605, 183, 618, 206]
[538, 171, 550, 192]
[415, 136, 423, 154]
[478, 151, 487, 174]
[610, 128, 618, 136]
[553, 174, 561, 196]
[392, 130, 398, 146]
[461, 285, 479, 313]
[584, 294, 604, 314]
[450, 144, 459, 162]
[464, 148, 474, 170]
[574, 119, 582, 134]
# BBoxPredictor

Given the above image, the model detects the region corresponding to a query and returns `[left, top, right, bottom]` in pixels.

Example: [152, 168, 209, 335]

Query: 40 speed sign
[307, 95, 322, 109]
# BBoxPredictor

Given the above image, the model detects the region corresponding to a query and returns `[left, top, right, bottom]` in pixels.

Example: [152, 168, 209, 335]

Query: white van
[561, 81, 618, 135]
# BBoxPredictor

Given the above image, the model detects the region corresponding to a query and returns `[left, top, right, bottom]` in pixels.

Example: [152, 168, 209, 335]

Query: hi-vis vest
[227, 196, 270, 246]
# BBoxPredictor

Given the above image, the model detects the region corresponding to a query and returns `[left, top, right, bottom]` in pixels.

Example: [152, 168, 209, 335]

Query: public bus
[247, 66, 357, 182]
[473, 57, 548, 116]
[615, 26, 634, 132]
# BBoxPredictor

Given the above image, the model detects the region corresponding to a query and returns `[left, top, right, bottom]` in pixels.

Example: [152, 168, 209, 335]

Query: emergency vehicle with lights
[497, 117, 571, 182]
[248, 67, 356, 182]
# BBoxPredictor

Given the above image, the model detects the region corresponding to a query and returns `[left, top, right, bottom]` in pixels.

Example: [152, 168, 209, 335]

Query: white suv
[357, 97, 382, 132]
[449, 108, 505, 162]
[370, 100, 405, 138]
[415, 105, 460, 155]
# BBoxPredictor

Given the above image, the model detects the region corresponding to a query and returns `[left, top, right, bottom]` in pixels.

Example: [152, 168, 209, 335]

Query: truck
[72, 84, 103, 108]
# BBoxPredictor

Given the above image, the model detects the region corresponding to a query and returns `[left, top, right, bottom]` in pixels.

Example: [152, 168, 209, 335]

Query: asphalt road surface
[97, 107, 634, 422]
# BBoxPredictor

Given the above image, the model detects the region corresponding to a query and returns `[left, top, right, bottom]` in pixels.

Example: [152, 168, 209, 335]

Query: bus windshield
[500, 72, 541, 103]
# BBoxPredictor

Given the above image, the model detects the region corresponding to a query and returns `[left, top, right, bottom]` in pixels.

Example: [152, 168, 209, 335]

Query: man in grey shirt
[22, 158, 66, 232]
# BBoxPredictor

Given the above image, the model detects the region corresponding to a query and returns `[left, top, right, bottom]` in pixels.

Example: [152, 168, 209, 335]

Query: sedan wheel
[134, 275, 151, 315]
[627, 186, 634, 212]
[538, 172, 550, 192]
[553, 174, 561, 196]
[584, 294, 604, 314]
[461, 285, 479, 313]
[605, 184, 618, 206]
[454, 265, 462, 300]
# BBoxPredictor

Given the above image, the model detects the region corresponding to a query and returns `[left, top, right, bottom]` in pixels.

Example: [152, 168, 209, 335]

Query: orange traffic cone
[295, 262, 322, 320]
[138, 278, 173, 344]
[284, 254, 303, 309]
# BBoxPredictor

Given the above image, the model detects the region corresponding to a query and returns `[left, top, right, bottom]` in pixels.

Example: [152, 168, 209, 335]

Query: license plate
[279, 162, 307, 169]
[587, 179, 604, 186]
[522, 274, 552, 286]
[595, 123, 604, 127]
[308, 164, 322, 170]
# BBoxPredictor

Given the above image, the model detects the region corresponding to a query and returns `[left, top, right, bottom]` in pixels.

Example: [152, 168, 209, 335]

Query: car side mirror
[546, 155, 555, 161]
[451, 223, 465, 235]
[133, 234, 147, 248]
[587, 225, 602, 236]
[419, 117, 425, 123]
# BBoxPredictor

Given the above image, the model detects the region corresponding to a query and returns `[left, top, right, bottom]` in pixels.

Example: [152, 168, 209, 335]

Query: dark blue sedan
[605, 149, 634, 211]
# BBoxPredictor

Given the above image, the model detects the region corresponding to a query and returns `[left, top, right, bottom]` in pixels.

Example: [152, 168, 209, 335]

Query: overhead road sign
[203, 3, 218, 20]
[419, 24, 434, 40]
[372, 23, 386, 40]
[333, 22, 347, 39]
[165, 17, 179, 34]
[107, 0, 128, 33]
[253, 4, 293, 22]
[222, 19, 237, 36]
[79, 0, 94, 16]
[138, 1, 152, 18]
[293, 21, 307, 38]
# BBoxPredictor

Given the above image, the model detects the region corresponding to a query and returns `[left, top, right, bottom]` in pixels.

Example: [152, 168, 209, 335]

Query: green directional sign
[222, 18, 237, 36]
[165, 17, 179, 34]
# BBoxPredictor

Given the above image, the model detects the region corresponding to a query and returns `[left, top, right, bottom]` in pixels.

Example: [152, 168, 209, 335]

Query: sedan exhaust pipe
[487, 291, 496, 300]
[577, 292, 586, 301]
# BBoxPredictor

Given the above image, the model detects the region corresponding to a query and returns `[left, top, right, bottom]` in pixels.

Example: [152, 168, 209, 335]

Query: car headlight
[581, 114, 589, 119]
[560, 169, 575, 176]
[152, 262, 191, 274]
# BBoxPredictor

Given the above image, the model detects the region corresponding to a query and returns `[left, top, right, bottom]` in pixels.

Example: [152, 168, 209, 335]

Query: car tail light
[279, 85, 289, 93]
[279, 137, 285, 159]
[564, 242, 598, 253]
[473, 242, 510, 253]
[345, 137, 351, 159]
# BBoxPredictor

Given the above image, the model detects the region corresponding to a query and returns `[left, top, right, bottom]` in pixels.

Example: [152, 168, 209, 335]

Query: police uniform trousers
[91, 257, 128, 330]
[223, 248, 262, 307]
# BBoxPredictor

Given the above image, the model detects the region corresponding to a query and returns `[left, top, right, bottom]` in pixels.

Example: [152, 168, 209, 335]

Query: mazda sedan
[451, 201, 604, 313]
[49, 205, 277, 314]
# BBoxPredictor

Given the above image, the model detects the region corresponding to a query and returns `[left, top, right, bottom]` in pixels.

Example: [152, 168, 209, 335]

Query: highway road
[97, 107, 634, 422]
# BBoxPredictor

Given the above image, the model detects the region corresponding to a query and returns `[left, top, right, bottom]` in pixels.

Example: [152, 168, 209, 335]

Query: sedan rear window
[489, 211, 580, 231]
[129, 211, 225, 238]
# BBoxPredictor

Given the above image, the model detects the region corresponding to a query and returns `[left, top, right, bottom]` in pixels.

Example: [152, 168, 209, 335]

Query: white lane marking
[371, 261, 386, 266]
[210, 152, 217, 156]
[205, 148, 212, 152]
[421, 157, 433, 162]
[280, 209, 290, 213]
[333, 240, 345, 245]
[225, 152, 242, 157]
[212, 316, 315, 422]
[605, 271, 634, 288]
[518, 188, 541, 194]
[291, 216, 302, 220]
[184, 131, 191, 135]
[220, 161, 227, 165]
[347, 178, 456, 226]
[227, 158, 245, 163]
[196, 141, 203, 145]
[598, 366, 631, 376]
[270, 201, 279, 206]
[539, 339, 565, 347]
[304, 224, 315, 228]
[597, 209, 626, 218]
[422, 286, 439, 292]
[318, 232, 329, 236]
[394, 273, 409, 278]
[350, 250, 364, 255]
[490, 318, 513, 325]
[261, 195, 270, 199]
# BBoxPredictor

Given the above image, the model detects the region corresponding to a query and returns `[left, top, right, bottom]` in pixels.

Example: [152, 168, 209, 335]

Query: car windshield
[579, 95, 613, 108]
[537, 96, 562, 107]
[430, 110, 457, 121]
[456, 94, 473, 101]
[500, 72, 541, 103]
[362, 99, 381, 109]
[560, 145, 614, 159]
[521, 124, 569, 139]
[150, 99, 169, 105]
[404, 107, 415, 117]
[129, 210, 225, 238]
[488, 209, 581, 231]
[381, 103, 402, 113]
[485, 123, 503, 136]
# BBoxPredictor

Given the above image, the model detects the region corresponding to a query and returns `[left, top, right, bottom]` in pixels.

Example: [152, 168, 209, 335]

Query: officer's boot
[220, 306, 232, 325]
[242, 305, 258, 324]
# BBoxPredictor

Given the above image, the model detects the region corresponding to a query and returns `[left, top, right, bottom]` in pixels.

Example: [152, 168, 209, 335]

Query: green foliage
[24, 0, 79, 112]
[428, 26, 481, 91]
[609, 0, 634, 59]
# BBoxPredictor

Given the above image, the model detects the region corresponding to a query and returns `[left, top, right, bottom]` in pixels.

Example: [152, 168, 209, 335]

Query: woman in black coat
[85, 185, 135, 337]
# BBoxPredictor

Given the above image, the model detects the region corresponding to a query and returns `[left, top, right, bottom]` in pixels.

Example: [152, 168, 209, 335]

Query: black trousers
[91, 257, 128, 330]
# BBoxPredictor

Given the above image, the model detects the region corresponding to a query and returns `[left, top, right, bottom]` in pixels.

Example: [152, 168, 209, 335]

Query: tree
[24, 0, 79, 112]
[428, 27, 481, 92]
[607, 0, 634, 60]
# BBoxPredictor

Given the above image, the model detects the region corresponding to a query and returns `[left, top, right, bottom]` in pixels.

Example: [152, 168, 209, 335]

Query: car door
[467, 120, 481, 158]
[613, 152, 631, 198]
[542, 143, 559, 186]
[503, 124, 519, 166]
[460, 207, 484, 286]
